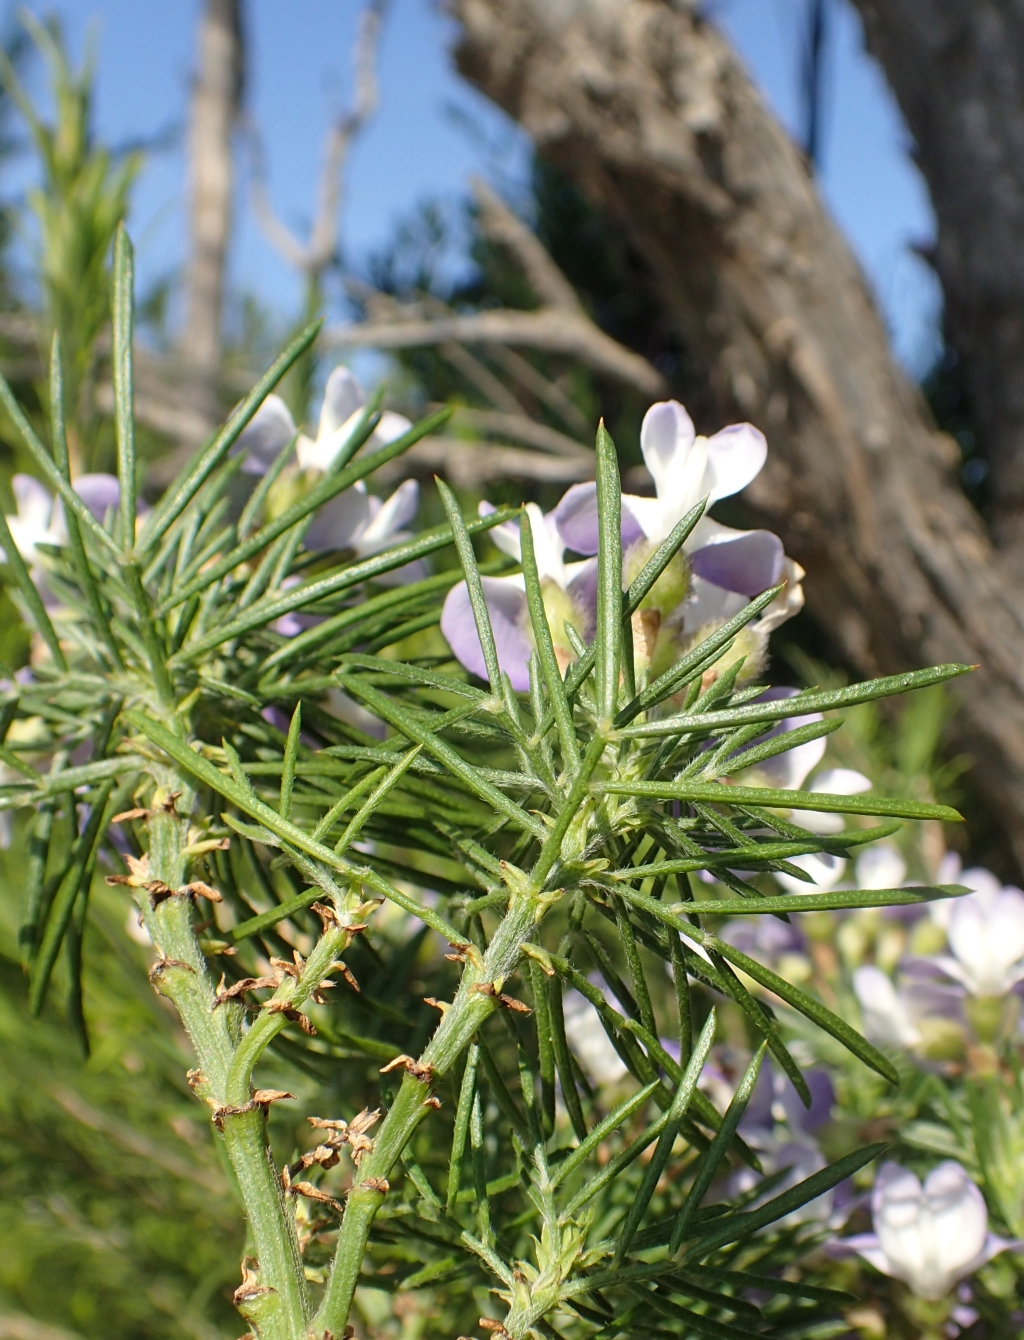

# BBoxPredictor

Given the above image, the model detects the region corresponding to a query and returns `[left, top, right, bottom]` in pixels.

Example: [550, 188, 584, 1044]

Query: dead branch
[248, 0, 389, 279]
[450, 407, 592, 460]
[323, 306, 665, 394]
[472, 176, 582, 312]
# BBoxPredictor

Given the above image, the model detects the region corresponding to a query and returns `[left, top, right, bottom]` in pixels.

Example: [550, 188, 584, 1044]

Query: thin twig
[248, 0, 390, 277]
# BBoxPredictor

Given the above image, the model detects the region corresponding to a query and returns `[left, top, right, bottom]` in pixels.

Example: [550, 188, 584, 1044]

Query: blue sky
[10, 0, 940, 373]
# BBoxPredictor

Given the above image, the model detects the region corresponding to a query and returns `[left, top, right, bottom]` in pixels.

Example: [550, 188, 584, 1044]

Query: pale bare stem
[248, 0, 390, 279]
[487, 342, 591, 434]
[325, 288, 666, 394]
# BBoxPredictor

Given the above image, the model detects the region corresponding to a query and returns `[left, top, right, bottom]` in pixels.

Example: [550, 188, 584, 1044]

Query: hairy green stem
[141, 792, 310, 1340]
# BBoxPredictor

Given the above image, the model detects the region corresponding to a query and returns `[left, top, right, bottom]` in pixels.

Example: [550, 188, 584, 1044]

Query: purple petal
[440, 578, 532, 691]
[74, 473, 121, 522]
[235, 395, 296, 475]
[304, 486, 372, 550]
[689, 529, 784, 596]
[554, 482, 644, 555]
[566, 560, 599, 639]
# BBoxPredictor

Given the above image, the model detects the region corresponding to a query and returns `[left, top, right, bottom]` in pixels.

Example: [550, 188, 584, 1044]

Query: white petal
[12, 474, 53, 530]
[358, 479, 420, 546]
[294, 432, 322, 470]
[960, 866, 1004, 899]
[318, 366, 366, 440]
[937, 851, 962, 885]
[756, 556, 805, 634]
[303, 486, 372, 551]
[853, 966, 921, 1048]
[373, 409, 413, 444]
[775, 851, 846, 893]
[947, 885, 1024, 995]
[924, 1161, 989, 1283]
[561, 990, 628, 1085]
[855, 842, 907, 890]
[640, 400, 695, 499]
[235, 394, 296, 473]
[811, 767, 872, 796]
[531, 504, 566, 585]
[680, 575, 749, 634]
[480, 500, 523, 562]
[620, 491, 670, 543]
[705, 422, 768, 502]
[787, 808, 846, 836]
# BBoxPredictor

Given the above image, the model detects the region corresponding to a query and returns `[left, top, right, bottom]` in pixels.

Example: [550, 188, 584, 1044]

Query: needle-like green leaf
[594, 421, 622, 725]
[617, 663, 974, 738]
[595, 778, 962, 823]
[614, 1011, 716, 1262]
[670, 1042, 767, 1251]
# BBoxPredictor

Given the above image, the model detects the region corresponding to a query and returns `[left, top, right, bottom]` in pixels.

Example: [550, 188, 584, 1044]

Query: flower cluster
[441, 400, 804, 691]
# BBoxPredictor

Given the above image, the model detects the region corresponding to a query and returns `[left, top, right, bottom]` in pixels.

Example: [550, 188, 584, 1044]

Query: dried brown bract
[379, 1054, 434, 1084]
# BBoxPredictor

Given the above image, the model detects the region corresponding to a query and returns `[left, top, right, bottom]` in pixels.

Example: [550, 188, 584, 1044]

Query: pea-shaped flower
[931, 873, 1024, 997]
[844, 1161, 1012, 1299]
[553, 400, 803, 668]
[235, 367, 420, 565]
[440, 501, 595, 692]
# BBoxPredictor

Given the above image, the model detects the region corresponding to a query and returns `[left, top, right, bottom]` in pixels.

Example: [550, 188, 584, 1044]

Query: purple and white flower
[925, 864, 1024, 998]
[237, 366, 412, 476]
[440, 502, 596, 692]
[235, 368, 420, 568]
[553, 400, 804, 650]
[843, 1161, 1013, 1299]
[1, 472, 124, 567]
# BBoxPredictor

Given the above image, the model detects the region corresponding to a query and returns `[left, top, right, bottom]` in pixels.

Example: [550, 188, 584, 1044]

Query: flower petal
[562, 989, 628, 1085]
[855, 842, 907, 891]
[554, 482, 599, 554]
[853, 966, 921, 1048]
[924, 1162, 990, 1289]
[689, 527, 785, 596]
[705, 422, 768, 502]
[235, 394, 296, 474]
[440, 577, 533, 691]
[811, 767, 872, 795]
[775, 850, 847, 894]
[318, 366, 366, 440]
[640, 400, 696, 497]
[480, 500, 523, 561]
[74, 473, 122, 523]
[303, 486, 372, 551]
[12, 474, 52, 529]
[619, 493, 662, 545]
[744, 687, 825, 790]
[358, 480, 420, 547]
[554, 482, 645, 553]
[680, 575, 749, 634]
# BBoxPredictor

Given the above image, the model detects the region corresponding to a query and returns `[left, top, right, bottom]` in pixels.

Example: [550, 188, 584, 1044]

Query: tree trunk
[849, 1, 1024, 552]
[450, 0, 1024, 863]
[182, 0, 243, 419]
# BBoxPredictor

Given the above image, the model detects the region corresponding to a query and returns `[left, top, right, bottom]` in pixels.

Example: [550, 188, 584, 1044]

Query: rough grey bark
[850, 0, 1024, 550]
[450, 0, 1024, 861]
[182, 0, 243, 417]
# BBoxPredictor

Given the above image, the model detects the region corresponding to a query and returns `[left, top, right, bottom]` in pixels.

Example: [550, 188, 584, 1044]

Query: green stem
[141, 795, 310, 1340]
[314, 888, 542, 1335]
